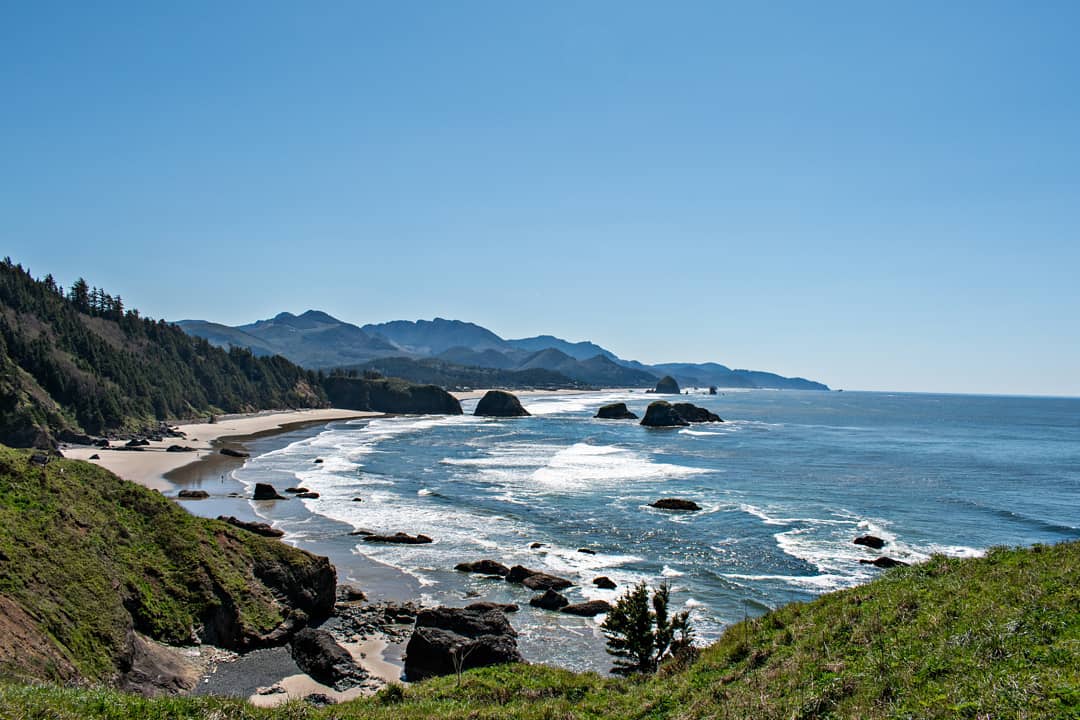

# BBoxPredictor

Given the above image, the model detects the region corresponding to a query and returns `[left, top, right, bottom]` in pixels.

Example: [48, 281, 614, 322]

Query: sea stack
[594, 402, 638, 420]
[653, 375, 681, 394]
[640, 401, 690, 427]
[474, 390, 530, 417]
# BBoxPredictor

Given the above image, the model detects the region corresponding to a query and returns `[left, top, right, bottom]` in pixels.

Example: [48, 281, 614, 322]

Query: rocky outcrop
[505, 564, 574, 591]
[594, 403, 638, 420]
[220, 447, 249, 458]
[860, 556, 909, 569]
[529, 590, 569, 610]
[465, 602, 519, 613]
[671, 403, 722, 423]
[455, 560, 511, 577]
[166, 445, 194, 453]
[561, 600, 612, 617]
[404, 606, 523, 680]
[362, 532, 433, 544]
[653, 376, 681, 394]
[854, 535, 886, 550]
[177, 489, 209, 499]
[253, 483, 286, 500]
[650, 498, 702, 511]
[296, 492, 321, 499]
[506, 565, 544, 583]
[323, 376, 463, 415]
[217, 516, 285, 538]
[474, 390, 530, 417]
[290, 628, 368, 690]
[640, 401, 690, 427]
[593, 576, 617, 590]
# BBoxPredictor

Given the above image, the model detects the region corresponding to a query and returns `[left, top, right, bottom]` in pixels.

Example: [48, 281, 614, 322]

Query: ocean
[223, 390, 1080, 672]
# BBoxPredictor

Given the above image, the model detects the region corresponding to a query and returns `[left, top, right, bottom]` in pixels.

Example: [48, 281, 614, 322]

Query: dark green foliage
[0, 258, 326, 445]
[323, 374, 462, 415]
[0, 447, 333, 685]
[601, 581, 693, 675]
[353, 356, 589, 390]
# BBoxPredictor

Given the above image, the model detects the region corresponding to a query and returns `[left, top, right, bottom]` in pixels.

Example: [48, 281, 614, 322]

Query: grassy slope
[0, 447, 331, 685]
[2, 541, 1076, 719]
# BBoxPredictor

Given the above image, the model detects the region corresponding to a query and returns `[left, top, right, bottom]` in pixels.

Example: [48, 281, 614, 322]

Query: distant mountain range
[177, 312, 829, 391]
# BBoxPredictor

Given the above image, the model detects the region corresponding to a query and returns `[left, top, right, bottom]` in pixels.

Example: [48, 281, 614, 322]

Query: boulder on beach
[404, 606, 523, 681]
[296, 492, 321, 499]
[216, 515, 285, 538]
[671, 403, 722, 423]
[455, 560, 511, 577]
[253, 483, 287, 500]
[177, 489, 209, 499]
[561, 600, 612, 617]
[860, 556, 909, 569]
[89, 453, 101, 460]
[594, 402, 638, 420]
[474, 390, 530, 418]
[529, 589, 569, 611]
[219, 447, 249, 458]
[290, 628, 368, 691]
[166, 445, 194, 453]
[653, 376, 681, 394]
[854, 535, 886, 550]
[640, 401, 690, 427]
[593, 576, 617, 590]
[362, 532, 433, 544]
[650, 498, 702, 511]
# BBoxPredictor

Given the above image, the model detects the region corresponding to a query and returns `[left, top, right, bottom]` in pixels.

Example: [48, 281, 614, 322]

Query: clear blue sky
[2, 2, 1078, 396]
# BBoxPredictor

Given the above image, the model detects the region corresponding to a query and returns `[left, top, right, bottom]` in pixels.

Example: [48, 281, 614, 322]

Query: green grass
[3, 536, 1077, 718]
[0, 446, 330, 685]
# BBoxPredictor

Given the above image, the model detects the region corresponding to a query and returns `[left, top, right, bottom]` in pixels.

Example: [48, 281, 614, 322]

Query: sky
[2, 2, 1078, 396]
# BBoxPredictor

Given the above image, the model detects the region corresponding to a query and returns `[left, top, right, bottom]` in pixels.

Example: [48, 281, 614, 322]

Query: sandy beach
[62, 408, 379, 491]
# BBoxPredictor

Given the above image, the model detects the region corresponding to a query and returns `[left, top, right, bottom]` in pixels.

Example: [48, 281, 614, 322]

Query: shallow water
[226, 390, 1080, 672]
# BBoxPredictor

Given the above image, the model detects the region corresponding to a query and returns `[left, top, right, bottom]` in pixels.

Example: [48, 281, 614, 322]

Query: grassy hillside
[0, 259, 326, 446]
[3, 540, 1076, 718]
[0, 446, 335, 688]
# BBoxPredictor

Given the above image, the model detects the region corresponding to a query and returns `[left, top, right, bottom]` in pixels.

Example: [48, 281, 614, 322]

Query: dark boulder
[253, 483, 287, 500]
[522, 573, 574, 592]
[285, 487, 310, 494]
[854, 535, 886, 550]
[672, 403, 722, 423]
[561, 600, 612, 617]
[220, 448, 249, 458]
[89, 453, 101, 460]
[94, 438, 111, 448]
[529, 590, 569, 610]
[593, 576, 617, 590]
[455, 560, 511, 577]
[650, 498, 702, 511]
[217, 515, 285, 538]
[126, 439, 150, 447]
[860, 556, 909, 569]
[465, 602, 519, 613]
[474, 390, 530, 417]
[290, 628, 368, 691]
[177, 489, 209, 499]
[404, 606, 523, 680]
[314, 458, 323, 464]
[296, 492, 321, 499]
[338, 585, 367, 603]
[594, 403, 638, 420]
[529, 542, 544, 549]
[362, 532, 433, 544]
[654, 376, 681, 394]
[166, 445, 195, 453]
[708, 386, 718, 395]
[640, 401, 690, 427]
[506, 565, 544, 584]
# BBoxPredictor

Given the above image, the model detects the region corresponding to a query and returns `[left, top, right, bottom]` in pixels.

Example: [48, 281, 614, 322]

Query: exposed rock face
[593, 576, 617, 590]
[474, 390, 530, 417]
[404, 606, 523, 680]
[654, 376, 681, 394]
[650, 498, 702, 511]
[455, 560, 511, 577]
[217, 515, 285, 538]
[290, 628, 368, 690]
[671, 403, 722, 423]
[361, 532, 433, 544]
[529, 590, 569, 610]
[177, 489, 209, 499]
[854, 535, 886, 550]
[253, 483, 286, 500]
[640, 401, 690, 427]
[595, 402, 638, 420]
[220, 447, 249, 458]
[860, 556, 909, 569]
[561, 600, 612, 617]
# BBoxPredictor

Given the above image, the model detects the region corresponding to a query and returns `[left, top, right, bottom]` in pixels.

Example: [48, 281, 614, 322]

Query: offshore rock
[455, 560, 511, 577]
[594, 402, 638, 420]
[253, 483, 287, 500]
[653, 376, 681, 394]
[561, 600, 612, 617]
[650, 498, 702, 511]
[854, 535, 887, 550]
[474, 390, 530, 417]
[529, 590, 569, 611]
[671, 403, 722, 423]
[640, 401, 690, 427]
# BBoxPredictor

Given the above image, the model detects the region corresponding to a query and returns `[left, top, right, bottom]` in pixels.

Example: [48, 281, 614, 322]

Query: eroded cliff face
[0, 447, 337, 692]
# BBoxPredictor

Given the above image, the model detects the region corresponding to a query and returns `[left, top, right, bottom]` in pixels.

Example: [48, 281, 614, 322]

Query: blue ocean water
[233, 390, 1080, 671]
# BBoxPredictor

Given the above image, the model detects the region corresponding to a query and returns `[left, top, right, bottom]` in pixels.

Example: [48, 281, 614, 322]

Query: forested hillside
[0, 259, 325, 447]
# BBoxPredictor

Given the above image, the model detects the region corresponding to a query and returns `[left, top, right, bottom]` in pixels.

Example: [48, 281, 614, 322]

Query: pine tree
[601, 581, 693, 674]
